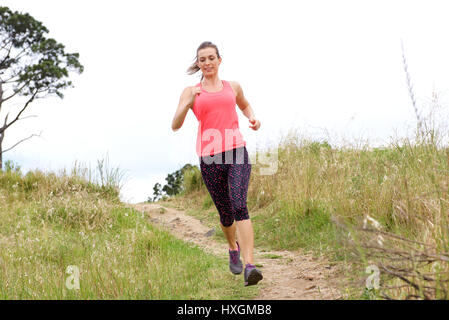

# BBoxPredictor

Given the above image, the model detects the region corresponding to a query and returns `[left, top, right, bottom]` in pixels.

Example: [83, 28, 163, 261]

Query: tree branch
[15, 114, 38, 121]
[0, 41, 13, 65]
[0, 38, 13, 51]
[0, 90, 38, 134]
[380, 263, 430, 299]
[1, 131, 42, 154]
[0, 80, 32, 103]
[0, 113, 9, 145]
[0, 69, 20, 83]
[1, 113, 8, 131]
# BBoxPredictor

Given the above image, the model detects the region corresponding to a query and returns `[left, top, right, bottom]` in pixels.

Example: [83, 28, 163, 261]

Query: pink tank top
[192, 80, 246, 157]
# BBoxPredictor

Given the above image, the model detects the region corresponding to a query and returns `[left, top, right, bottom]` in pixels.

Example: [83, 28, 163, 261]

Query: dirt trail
[131, 202, 345, 300]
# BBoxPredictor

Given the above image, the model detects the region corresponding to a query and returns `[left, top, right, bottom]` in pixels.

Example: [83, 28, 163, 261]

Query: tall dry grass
[178, 91, 448, 299]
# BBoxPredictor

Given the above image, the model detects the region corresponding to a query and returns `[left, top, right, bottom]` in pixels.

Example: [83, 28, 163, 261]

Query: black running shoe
[244, 263, 263, 286]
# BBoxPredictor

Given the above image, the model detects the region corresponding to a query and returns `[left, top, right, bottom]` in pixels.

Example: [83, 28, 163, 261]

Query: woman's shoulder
[181, 84, 199, 95]
[226, 80, 240, 97]
[227, 80, 241, 89]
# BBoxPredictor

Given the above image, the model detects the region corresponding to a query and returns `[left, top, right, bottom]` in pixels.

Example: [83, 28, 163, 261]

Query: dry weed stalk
[334, 213, 449, 299]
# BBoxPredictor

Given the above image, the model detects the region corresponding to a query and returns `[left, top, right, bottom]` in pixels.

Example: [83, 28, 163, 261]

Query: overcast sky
[1, 0, 449, 203]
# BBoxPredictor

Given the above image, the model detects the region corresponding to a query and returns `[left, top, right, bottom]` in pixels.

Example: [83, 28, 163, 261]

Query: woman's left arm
[233, 81, 261, 131]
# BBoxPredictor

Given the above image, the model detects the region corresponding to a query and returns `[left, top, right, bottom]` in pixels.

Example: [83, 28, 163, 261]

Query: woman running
[171, 41, 263, 286]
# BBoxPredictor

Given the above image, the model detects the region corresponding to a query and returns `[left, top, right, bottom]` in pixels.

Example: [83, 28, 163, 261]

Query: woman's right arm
[171, 86, 200, 132]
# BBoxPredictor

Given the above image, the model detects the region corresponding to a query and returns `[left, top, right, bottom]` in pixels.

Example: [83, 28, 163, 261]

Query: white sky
[1, 0, 449, 203]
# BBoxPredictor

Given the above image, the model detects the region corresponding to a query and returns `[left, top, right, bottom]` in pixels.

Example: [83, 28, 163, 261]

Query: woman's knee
[220, 216, 234, 227]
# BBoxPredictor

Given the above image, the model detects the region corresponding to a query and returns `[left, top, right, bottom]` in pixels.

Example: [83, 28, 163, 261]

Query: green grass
[0, 162, 258, 299]
[170, 125, 449, 299]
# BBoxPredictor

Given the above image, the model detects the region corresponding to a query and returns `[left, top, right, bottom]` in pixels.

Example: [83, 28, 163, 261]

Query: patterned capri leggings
[199, 146, 252, 227]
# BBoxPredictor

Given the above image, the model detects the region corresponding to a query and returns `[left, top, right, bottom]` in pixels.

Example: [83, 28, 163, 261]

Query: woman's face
[196, 47, 221, 77]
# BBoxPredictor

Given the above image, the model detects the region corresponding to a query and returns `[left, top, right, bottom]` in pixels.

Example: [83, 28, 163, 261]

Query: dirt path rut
[131, 202, 344, 300]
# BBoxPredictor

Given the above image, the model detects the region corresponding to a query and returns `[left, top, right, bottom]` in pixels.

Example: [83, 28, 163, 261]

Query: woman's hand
[188, 86, 202, 107]
[172, 86, 201, 131]
[249, 117, 261, 130]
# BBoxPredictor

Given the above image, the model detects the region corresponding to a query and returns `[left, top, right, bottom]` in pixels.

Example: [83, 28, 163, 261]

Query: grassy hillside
[0, 162, 258, 299]
[168, 127, 449, 299]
